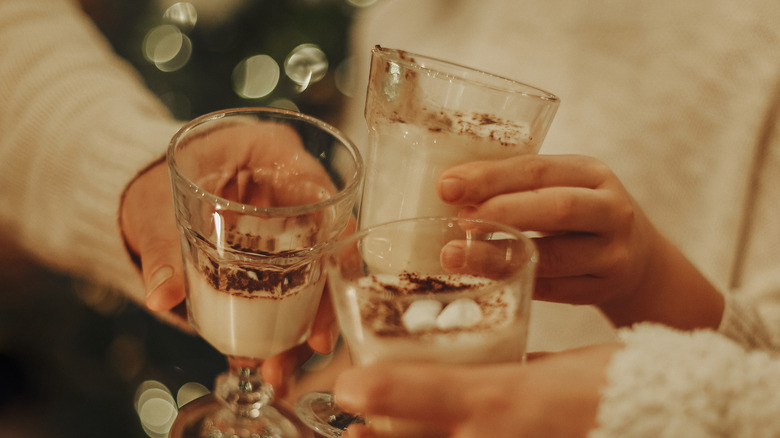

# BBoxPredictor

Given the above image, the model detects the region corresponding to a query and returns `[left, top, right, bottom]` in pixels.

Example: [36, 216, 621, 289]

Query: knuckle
[588, 159, 613, 180]
[359, 375, 397, 411]
[578, 155, 613, 182]
[551, 192, 579, 226]
[614, 199, 637, 226]
[474, 386, 512, 416]
[536, 245, 564, 277]
[606, 244, 632, 272]
[520, 155, 550, 184]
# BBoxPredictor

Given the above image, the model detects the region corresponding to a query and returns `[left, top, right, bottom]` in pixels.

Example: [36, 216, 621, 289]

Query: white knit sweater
[0, 0, 182, 305]
[341, 0, 780, 435]
[4, 0, 780, 435]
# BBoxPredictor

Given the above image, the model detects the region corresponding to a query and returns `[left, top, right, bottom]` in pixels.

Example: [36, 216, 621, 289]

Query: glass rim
[372, 45, 560, 104]
[167, 107, 365, 217]
[328, 216, 538, 289]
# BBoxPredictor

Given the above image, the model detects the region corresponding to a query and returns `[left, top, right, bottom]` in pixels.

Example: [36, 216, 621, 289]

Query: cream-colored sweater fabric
[342, 0, 780, 435]
[4, 0, 780, 433]
[0, 0, 182, 305]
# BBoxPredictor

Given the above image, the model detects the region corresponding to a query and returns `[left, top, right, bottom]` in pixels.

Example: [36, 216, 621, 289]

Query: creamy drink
[358, 46, 559, 230]
[330, 271, 530, 438]
[309, 217, 536, 438]
[168, 108, 363, 437]
[184, 248, 324, 360]
[359, 113, 536, 228]
[333, 272, 529, 366]
[180, 169, 335, 359]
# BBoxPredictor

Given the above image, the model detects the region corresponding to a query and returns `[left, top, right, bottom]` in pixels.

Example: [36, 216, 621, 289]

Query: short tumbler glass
[297, 217, 537, 438]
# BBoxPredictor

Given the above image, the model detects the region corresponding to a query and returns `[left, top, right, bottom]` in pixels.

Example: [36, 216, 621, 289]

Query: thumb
[138, 236, 186, 312]
[121, 161, 186, 312]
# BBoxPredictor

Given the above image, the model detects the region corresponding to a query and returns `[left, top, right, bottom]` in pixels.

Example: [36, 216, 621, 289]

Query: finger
[438, 154, 611, 205]
[138, 237, 187, 312]
[534, 276, 611, 305]
[532, 233, 611, 278]
[121, 163, 187, 312]
[307, 285, 338, 354]
[526, 351, 554, 360]
[193, 122, 337, 208]
[343, 424, 377, 438]
[440, 239, 533, 280]
[308, 215, 356, 353]
[334, 363, 471, 423]
[459, 186, 617, 234]
[262, 342, 314, 398]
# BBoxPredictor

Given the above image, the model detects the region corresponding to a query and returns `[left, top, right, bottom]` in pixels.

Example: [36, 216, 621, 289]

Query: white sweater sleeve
[719, 291, 780, 350]
[0, 0, 182, 304]
[590, 323, 780, 438]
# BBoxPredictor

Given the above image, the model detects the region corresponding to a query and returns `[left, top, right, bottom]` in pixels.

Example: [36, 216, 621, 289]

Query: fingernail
[440, 241, 466, 270]
[147, 265, 174, 297]
[439, 177, 465, 203]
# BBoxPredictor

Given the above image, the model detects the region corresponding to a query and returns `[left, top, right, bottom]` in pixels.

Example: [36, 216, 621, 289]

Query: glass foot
[170, 393, 313, 438]
[295, 391, 364, 438]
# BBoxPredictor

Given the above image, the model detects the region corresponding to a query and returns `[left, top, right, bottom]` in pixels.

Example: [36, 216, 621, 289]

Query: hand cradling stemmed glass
[166, 108, 363, 438]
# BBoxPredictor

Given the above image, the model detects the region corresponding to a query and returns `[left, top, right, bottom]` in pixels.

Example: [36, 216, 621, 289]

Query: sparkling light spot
[142, 25, 192, 72]
[284, 44, 328, 90]
[233, 54, 281, 99]
[135, 380, 177, 437]
[347, 0, 378, 7]
[176, 382, 210, 407]
[334, 56, 357, 97]
[269, 98, 300, 112]
[163, 2, 198, 31]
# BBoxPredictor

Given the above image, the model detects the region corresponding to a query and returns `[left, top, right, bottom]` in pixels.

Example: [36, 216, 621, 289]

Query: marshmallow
[402, 299, 444, 332]
[435, 298, 483, 330]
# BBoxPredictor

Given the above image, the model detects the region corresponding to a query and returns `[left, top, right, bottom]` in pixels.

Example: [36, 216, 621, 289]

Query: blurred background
[0, 0, 375, 436]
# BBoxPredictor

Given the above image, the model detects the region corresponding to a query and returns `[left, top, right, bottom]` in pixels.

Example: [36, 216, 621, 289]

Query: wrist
[601, 234, 724, 329]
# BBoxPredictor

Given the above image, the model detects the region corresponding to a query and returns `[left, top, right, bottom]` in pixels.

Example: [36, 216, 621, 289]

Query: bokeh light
[135, 380, 178, 438]
[232, 54, 281, 99]
[176, 382, 210, 407]
[269, 98, 301, 112]
[347, 0, 378, 7]
[143, 24, 193, 72]
[334, 56, 357, 97]
[284, 44, 328, 90]
[163, 2, 198, 32]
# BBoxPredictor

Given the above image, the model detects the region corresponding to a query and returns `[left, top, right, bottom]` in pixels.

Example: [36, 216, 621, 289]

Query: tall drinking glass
[166, 108, 363, 438]
[358, 46, 560, 229]
[296, 217, 537, 438]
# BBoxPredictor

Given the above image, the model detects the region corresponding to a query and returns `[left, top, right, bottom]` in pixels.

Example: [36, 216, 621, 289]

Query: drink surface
[334, 272, 528, 366]
[183, 230, 325, 359]
[359, 117, 535, 229]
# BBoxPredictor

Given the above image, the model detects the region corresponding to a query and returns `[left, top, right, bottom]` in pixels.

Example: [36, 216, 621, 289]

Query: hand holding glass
[296, 217, 537, 438]
[166, 108, 363, 438]
[359, 46, 559, 229]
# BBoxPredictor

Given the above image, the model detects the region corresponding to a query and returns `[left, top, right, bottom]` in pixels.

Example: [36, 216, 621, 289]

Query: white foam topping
[435, 298, 483, 330]
[401, 299, 443, 332]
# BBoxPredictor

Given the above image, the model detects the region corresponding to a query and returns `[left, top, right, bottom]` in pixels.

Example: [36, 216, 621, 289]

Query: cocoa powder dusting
[197, 222, 316, 299]
[200, 256, 309, 300]
[359, 272, 509, 337]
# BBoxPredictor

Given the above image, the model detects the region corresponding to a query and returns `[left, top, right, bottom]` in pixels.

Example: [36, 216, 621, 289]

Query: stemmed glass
[296, 217, 537, 438]
[165, 108, 363, 438]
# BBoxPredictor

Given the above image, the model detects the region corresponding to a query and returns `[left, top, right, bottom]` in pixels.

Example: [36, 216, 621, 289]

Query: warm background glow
[0, 1, 375, 437]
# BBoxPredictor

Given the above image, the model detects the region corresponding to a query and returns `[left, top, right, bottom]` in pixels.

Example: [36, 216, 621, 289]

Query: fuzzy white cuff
[590, 323, 780, 438]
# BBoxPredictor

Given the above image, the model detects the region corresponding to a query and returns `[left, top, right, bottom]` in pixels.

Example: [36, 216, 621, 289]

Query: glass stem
[214, 356, 274, 419]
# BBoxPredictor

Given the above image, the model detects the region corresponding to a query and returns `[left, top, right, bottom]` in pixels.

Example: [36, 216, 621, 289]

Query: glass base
[294, 391, 364, 438]
[170, 393, 313, 438]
